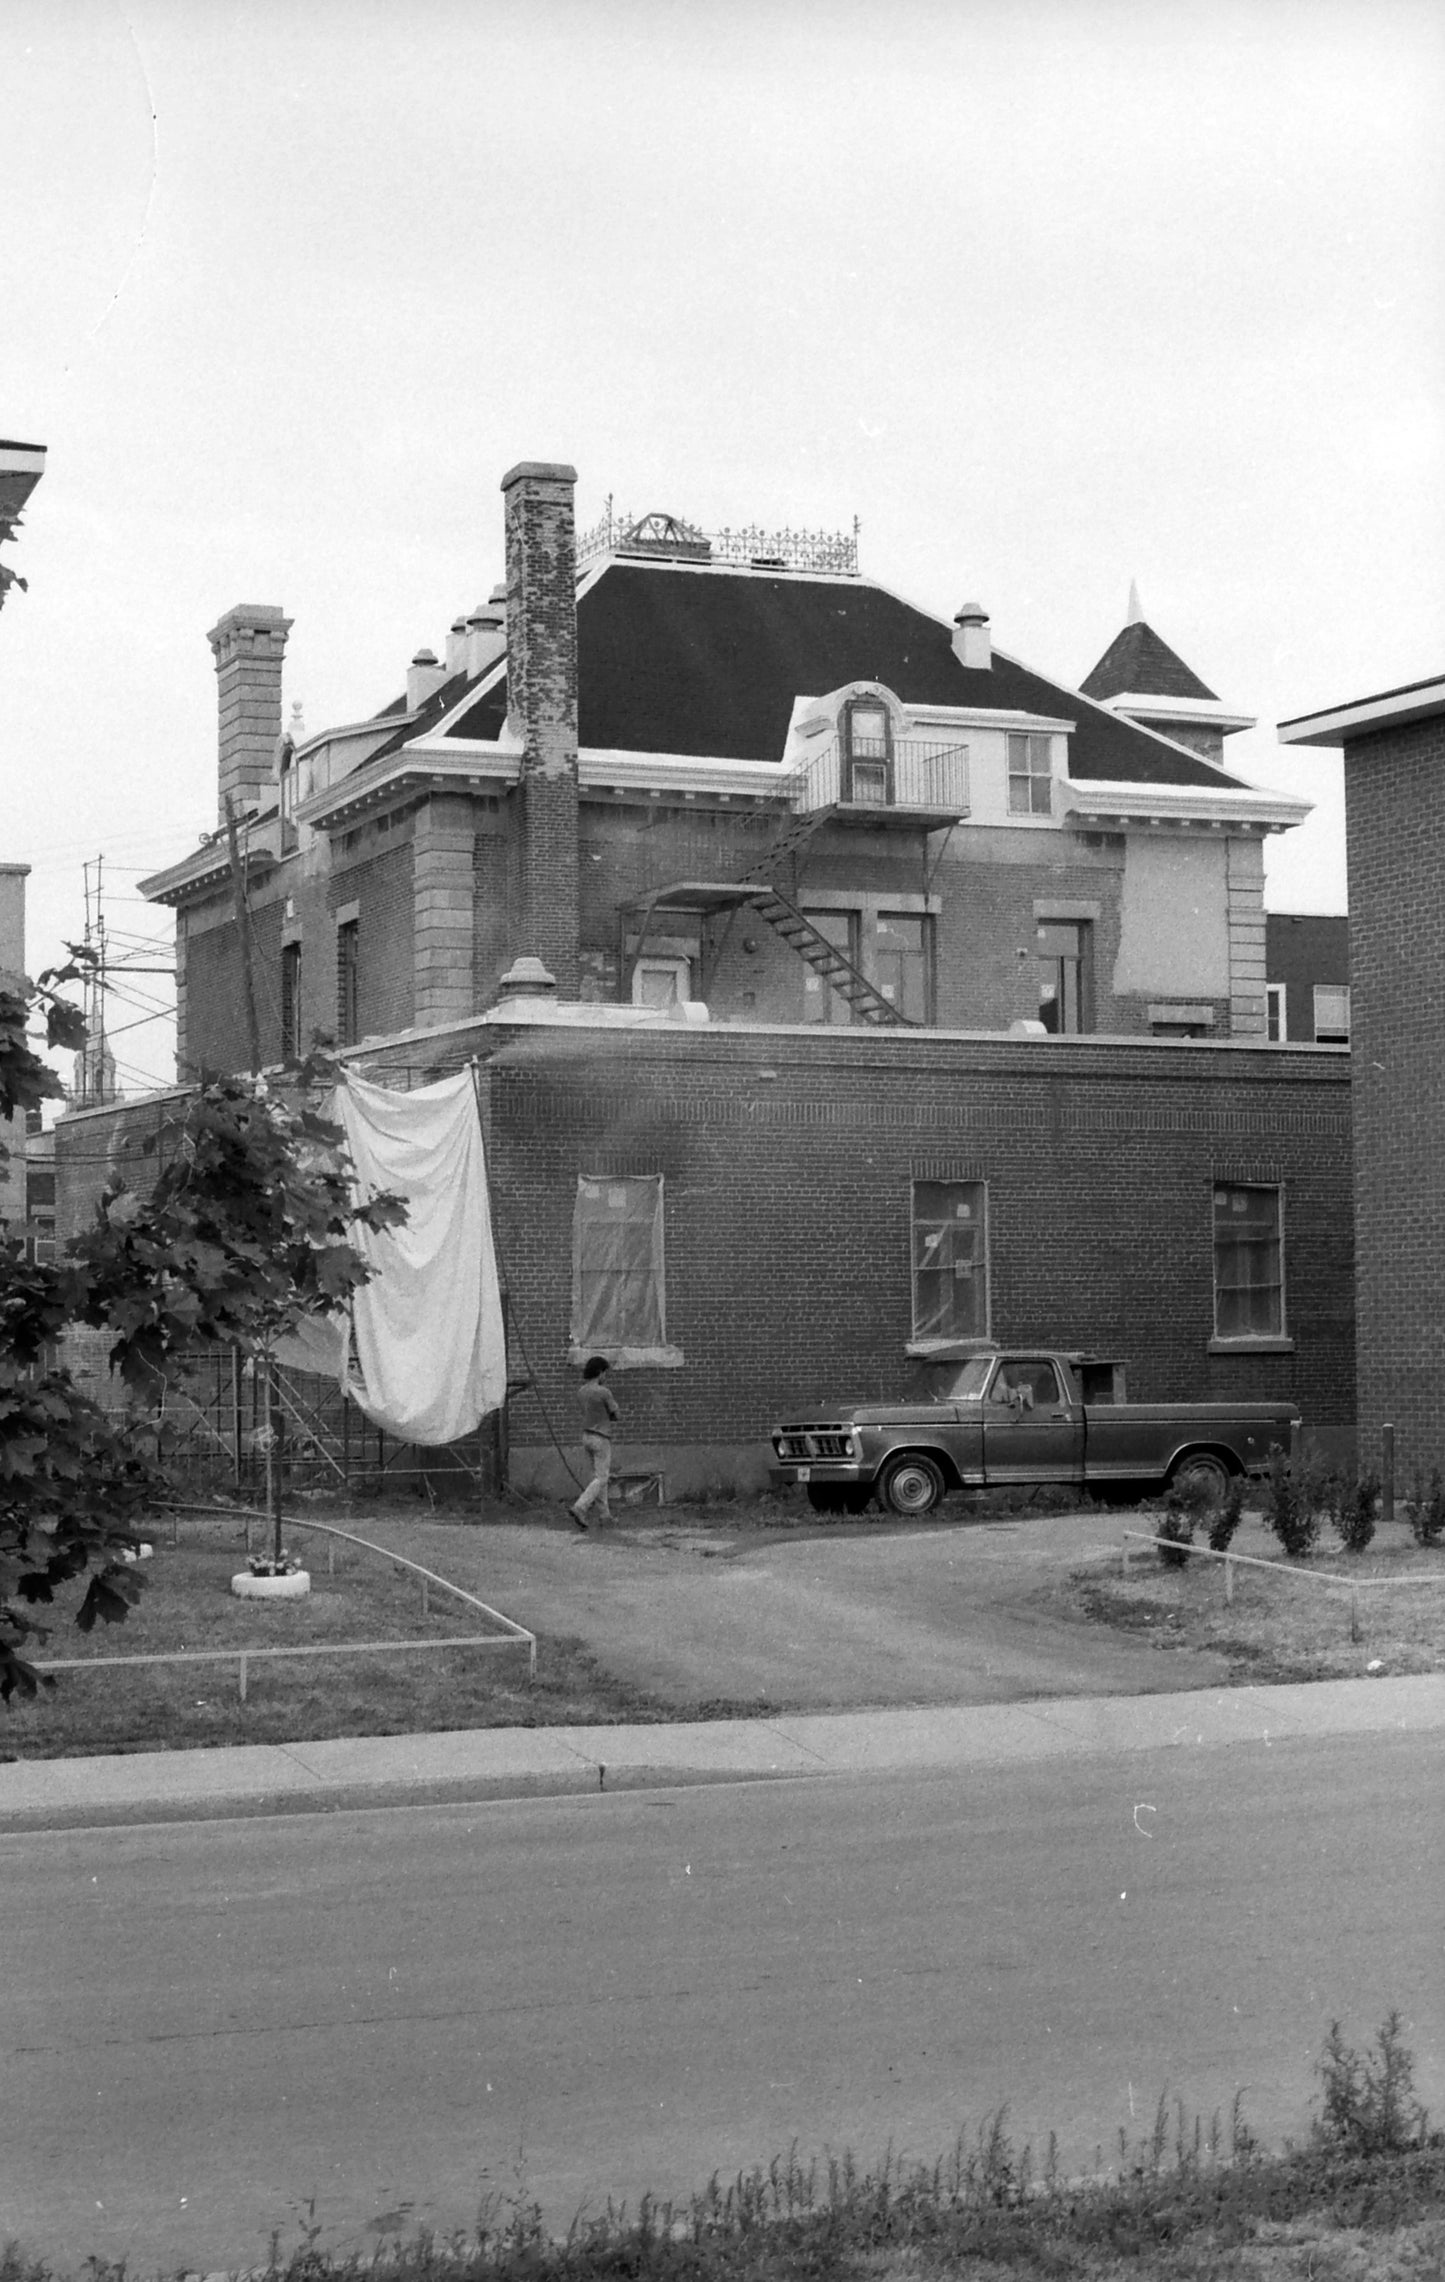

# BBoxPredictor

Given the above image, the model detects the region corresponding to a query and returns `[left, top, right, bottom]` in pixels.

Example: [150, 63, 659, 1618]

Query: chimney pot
[465, 602, 505, 677]
[407, 647, 447, 712]
[952, 601, 991, 672]
[445, 617, 468, 676]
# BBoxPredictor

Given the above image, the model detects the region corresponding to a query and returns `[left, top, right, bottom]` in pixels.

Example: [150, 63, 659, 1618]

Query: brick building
[1280, 673, 1445, 1481]
[1265, 914, 1350, 1046]
[56, 999, 1355, 1491]
[141, 466, 1308, 1070]
[103, 460, 1355, 1488]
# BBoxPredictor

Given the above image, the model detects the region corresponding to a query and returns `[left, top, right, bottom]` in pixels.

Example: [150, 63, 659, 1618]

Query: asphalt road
[6, 1728, 1441, 2273]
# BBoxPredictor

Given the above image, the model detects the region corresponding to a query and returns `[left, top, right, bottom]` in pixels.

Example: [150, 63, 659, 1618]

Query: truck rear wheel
[1169, 1450, 1234, 1498]
[879, 1454, 946, 1515]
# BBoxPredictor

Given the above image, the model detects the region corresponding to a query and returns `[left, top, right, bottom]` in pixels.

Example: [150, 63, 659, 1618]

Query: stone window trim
[1033, 898, 1102, 925]
[334, 899, 361, 927]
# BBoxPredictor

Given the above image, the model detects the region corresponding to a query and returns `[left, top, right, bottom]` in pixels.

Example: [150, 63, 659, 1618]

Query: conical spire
[1127, 578, 1144, 625]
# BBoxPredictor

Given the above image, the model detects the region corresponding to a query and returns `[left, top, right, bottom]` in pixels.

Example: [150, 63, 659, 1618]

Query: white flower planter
[231, 1569, 311, 1600]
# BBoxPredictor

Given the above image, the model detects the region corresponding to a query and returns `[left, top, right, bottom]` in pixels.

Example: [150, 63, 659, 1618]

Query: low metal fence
[33, 1506, 537, 1700]
[1121, 1530, 1445, 1643]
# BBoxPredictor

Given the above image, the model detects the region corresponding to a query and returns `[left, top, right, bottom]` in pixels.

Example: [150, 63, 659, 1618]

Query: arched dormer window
[843, 694, 893, 804]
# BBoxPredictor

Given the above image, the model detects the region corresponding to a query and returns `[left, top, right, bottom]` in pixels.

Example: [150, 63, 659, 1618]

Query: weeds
[9, 2019, 1442, 2282]
[1207, 1471, 1247, 1554]
[1334, 1469, 1380, 1555]
[1405, 1467, 1445, 1548]
[1264, 1443, 1322, 1558]
[1313, 2010, 1435, 2157]
[1153, 1511, 1195, 1569]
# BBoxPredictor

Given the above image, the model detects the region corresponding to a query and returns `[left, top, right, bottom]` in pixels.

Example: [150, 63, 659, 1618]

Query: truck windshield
[933, 1357, 995, 1401]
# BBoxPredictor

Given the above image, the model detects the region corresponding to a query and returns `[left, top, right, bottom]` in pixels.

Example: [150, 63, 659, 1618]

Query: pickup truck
[771, 1348, 1300, 1516]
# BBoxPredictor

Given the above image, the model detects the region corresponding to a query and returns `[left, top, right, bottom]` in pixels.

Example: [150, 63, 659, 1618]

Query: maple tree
[1, 970, 403, 1699]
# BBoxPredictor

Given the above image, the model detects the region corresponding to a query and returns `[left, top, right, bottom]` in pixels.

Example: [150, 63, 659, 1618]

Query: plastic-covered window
[572, 1175, 666, 1353]
[911, 1180, 988, 1341]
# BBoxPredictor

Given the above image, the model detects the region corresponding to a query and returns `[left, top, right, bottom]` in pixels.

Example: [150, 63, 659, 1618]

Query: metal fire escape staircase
[624, 735, 969, 1027]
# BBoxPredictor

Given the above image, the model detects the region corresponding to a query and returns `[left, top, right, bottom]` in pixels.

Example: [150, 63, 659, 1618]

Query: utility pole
[222, 797, 282, 1558]
[223, 796, 263, 1080]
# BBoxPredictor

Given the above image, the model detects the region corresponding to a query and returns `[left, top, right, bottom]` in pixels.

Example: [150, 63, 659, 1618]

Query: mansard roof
[388, 558, 1242, 788]
[1081, 618, 1219, 705]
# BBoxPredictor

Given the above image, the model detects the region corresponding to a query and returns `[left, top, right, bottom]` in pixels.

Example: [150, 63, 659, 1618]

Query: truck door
[982, 1359, 1085, 1485]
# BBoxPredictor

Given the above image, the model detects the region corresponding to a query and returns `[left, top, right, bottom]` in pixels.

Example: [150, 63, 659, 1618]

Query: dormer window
[1007, 733, 1053, 817]
[845, 698, 892, 804]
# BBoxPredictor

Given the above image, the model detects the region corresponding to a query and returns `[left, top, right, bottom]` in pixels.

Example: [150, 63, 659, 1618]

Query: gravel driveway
[399, 1506, 1229, 1711]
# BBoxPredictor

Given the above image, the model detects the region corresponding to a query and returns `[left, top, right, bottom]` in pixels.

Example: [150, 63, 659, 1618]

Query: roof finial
[1127, 578, 1144, 626]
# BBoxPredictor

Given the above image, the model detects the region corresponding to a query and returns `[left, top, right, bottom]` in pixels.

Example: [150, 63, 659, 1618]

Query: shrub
[1313, 2011, 1433, 2158]
[1405, 1467, 1445, 1547]
[1335, 1471, 1380, 1555]
[1154, 1511, 1195, 1568]
[1264, 1445, 1321, 1559]
[1208, 1472, 1247, 1554]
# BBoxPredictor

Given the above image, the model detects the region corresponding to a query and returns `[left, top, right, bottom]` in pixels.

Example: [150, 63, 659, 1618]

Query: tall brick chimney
[501, 461, 580, 992]
[207, 604, 293, 824]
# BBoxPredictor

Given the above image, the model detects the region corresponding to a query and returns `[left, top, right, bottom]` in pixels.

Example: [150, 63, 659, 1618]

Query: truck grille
[775, 1430, 854, 1461]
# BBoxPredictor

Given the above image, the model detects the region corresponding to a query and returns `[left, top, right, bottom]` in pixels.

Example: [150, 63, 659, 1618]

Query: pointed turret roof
[1082, 618, 1218, 705]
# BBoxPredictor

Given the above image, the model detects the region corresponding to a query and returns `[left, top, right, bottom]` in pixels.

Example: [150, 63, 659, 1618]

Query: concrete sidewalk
[2, 1672, 1442, 1833]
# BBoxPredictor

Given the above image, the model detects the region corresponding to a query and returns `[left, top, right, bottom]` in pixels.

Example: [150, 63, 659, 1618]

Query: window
[1313, 984, 1350, 1044]
[572, 1174, 678, 1362]
[1213, 1184, 1284, 1340]
[802, 910, 859, 1025]
[1007, 733, 1053, 816]
[1037, 920, 1091, 1033]
[1266, 983, 1287, 1042]
[845, 698, 892, 803]
[876, 912, 932, 1023]
[911, 1181, 989, 1342]
[633, 955, 691, 1009]
[281, 941, 302, 1062]
[336, 919, 359, 1046]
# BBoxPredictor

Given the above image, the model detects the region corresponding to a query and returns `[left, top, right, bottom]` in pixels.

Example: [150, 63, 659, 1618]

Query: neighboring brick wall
[1266, 913, 1349, 1043]
[183, 898, 284, 1074]
[1345, 713, 1445, 1478]
[469, 1023, 1354, 1471]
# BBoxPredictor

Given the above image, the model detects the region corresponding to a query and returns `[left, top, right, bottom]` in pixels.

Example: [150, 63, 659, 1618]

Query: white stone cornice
[1062, 777, 1311, 834]
[1100, 691, 1257, 733]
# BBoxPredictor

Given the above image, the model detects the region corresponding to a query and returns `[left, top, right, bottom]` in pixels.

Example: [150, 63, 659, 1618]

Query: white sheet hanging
[272, 1068, 505, 1445]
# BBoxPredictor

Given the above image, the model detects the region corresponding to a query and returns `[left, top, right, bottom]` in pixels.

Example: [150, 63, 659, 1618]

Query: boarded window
[572, 1175, 667, 1355]
[1213, 1185, 1284, 1339]
[911, 1180, 989, 1342]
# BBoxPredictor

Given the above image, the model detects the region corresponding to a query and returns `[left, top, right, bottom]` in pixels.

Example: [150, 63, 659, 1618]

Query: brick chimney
[501, 460, 580, 992]
[207, 604, 293, 824]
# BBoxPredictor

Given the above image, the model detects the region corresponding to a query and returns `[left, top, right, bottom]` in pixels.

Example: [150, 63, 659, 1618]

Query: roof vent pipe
[407, 648, 447, 711]
[952, 602, 991, 672]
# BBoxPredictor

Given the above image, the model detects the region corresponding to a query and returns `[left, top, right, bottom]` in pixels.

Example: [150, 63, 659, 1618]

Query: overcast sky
[3, 0, 1442, 1091]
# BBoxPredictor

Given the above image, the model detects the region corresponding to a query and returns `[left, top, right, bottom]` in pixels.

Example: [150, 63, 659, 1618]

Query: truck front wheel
[879, 1454, 947, 1515]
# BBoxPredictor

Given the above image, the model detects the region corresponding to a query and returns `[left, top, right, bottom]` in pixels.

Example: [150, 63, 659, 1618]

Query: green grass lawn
[2, 1515, 672, 1759]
